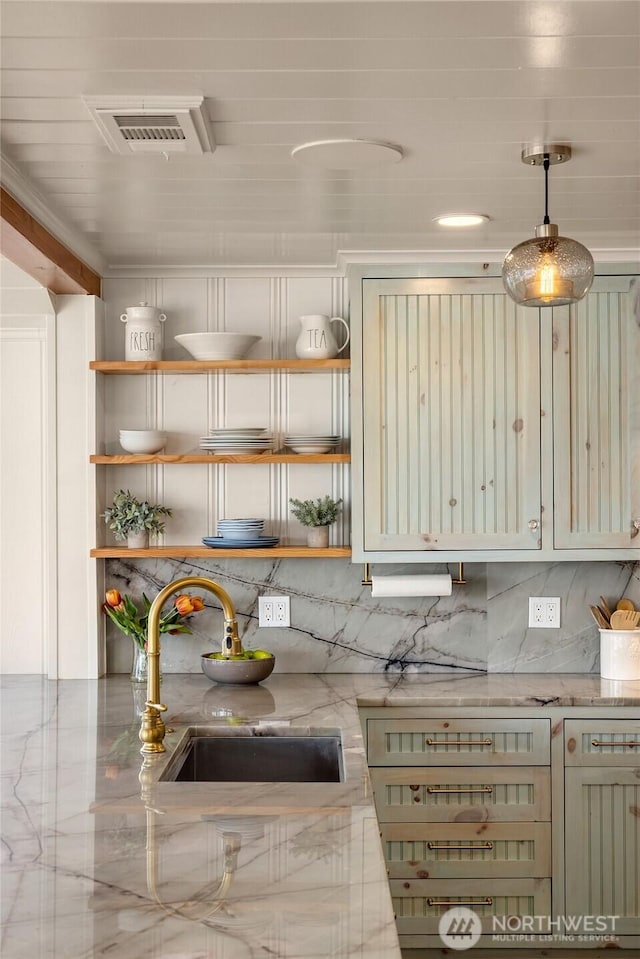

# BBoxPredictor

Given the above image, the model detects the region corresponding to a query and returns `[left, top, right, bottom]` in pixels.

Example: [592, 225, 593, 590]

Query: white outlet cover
[528, 597, 561, 628]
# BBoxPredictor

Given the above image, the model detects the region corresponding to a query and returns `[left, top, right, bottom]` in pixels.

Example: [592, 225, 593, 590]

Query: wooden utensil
[596, 604, 610, 626]
[616, 597, 637, 612]
[599, 596, 613, 620]
[590, 605, 610, 629]
[609, 609, 640, 630]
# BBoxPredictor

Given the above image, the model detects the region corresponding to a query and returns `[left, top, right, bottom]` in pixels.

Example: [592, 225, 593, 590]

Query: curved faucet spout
[139, 576, 241, 754]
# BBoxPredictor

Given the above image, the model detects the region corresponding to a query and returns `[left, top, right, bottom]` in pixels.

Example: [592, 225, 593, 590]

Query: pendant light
[502, 145, 594, 308]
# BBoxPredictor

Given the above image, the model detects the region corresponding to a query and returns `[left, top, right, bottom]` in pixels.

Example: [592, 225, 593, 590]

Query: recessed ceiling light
[291, 139, 403, 170]
[433, 214, 489, 227]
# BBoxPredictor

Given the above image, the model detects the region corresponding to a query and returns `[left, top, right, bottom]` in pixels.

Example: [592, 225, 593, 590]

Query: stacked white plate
[284, 434, 341, 454]
[200, 427, 273, 455]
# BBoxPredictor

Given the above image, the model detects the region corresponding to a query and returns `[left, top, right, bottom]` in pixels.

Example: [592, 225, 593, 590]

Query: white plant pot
[306, 526, 329, 548]
[126, 530, 149, 549]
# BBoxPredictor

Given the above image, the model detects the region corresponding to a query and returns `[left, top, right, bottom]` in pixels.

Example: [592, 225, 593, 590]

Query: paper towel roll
[370, 574, 452, 598]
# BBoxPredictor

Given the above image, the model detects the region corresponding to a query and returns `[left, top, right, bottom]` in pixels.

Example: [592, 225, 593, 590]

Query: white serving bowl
[119, 430, 167, 454]
[174, 332, 262, 361]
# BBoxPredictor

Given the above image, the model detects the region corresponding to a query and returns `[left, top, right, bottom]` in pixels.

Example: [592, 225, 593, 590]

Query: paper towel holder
[361, 562, 466, 587]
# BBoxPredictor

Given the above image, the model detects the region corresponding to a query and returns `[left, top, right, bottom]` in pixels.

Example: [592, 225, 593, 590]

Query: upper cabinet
[350, 268, 639, 563]
[552, 276, 639, 550]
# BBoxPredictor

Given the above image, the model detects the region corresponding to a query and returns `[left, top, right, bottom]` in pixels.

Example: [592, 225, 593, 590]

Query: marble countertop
[3, 671, 640, 959]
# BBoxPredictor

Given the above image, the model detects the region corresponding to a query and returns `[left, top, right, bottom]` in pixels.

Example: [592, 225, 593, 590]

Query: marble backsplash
[104, 557, 640, 675]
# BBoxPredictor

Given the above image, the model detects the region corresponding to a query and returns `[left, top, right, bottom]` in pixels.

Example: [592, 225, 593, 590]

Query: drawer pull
[428, 897, 493, 907]
[591, 740, 640, 748]
[426, 738, 493, 747]
[427, 786, 493, 795]
[427, 841, 493, 850]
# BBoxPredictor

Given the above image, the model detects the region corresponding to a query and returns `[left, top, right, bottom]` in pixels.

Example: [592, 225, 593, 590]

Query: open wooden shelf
[91, 545, 352, 559]
[90, 359, 350, 374]
[91, 453, 350, 464]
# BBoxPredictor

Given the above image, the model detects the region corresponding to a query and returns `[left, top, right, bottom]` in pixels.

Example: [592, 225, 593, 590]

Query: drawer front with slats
[370, 766, 550, 823]
[565, 719, 640, 766]
[389, 878, 551, 936]
[367, 718, 550, 766]
[381, 821, 551, 879]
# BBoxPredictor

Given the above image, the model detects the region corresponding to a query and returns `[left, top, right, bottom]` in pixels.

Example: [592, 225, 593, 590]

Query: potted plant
[102, 489, 172, 548]
[289, 495, 343, 548]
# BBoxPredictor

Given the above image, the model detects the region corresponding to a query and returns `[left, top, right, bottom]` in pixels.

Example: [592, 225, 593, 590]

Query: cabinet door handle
[528, 519, 540, 530]
[426, 738, 492, 746]
[591, 739, 640, 748]
[427, 786, 493, 794]
[428, 897, 493, 906]
[428, 841, 493, 850]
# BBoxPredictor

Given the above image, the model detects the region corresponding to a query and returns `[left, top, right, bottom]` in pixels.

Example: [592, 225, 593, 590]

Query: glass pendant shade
[502, 223, 594, 308]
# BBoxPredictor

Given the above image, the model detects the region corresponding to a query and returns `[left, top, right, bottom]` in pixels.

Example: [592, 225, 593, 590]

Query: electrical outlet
[258, 595, 290, 628]
[528, 597, 561, 628]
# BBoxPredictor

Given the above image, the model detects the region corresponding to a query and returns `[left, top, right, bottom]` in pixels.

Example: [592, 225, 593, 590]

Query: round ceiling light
[291, 138, 403, 169]
[434, 214, 489, 227]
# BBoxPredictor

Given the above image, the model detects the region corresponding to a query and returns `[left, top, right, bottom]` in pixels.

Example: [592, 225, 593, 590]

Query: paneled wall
[100, 275, 350, 546]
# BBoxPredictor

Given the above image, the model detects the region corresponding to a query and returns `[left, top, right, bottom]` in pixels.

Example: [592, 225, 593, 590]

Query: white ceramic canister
[599, 628, 640, 681]
[120, 302, 166, 361]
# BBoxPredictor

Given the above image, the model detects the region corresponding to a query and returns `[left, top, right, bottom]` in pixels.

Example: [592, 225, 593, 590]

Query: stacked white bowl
[284, 434, 341, 454]
[119, 429, 167, 453]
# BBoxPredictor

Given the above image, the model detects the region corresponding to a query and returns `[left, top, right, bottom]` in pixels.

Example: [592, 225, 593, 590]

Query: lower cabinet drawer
[390, 877, 551, 936]
[367, 717, 550, 766]
[381, 821, 551, 879]
[565, 719, 640, 766]
[370, 766, 550, 822]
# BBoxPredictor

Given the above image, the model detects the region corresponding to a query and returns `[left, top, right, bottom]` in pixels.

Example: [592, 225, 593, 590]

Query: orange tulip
[191, 596, 205, 612]
[105, 589, 122, 608]
[174, 594, 194, 615]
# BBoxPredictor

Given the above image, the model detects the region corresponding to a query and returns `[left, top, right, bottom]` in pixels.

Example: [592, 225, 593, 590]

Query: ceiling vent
[83, 96, 215, 155]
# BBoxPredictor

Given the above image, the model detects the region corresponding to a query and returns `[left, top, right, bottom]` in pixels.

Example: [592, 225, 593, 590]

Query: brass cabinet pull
[426, 738, 493, 746]
[427, 841, 493, 850]
[591, 739, 639, 748]
[428, 897, 493, 906]
[427, 786, 493, 794]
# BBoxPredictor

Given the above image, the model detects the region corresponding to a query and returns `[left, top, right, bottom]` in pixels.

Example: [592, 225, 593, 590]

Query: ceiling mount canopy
[502, 144, 594, 308]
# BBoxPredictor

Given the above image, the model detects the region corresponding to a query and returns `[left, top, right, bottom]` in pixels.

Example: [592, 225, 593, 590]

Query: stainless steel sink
[160, 728, 344, 783]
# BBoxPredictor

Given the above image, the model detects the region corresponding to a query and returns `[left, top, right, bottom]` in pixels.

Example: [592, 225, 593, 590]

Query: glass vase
[130, 643, 148, 684]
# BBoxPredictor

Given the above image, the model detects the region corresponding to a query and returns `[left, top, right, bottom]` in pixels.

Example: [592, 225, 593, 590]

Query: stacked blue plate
[204, 517, 279, 549]
[217, 518, 264, 540]
[202, 536, 280, 549]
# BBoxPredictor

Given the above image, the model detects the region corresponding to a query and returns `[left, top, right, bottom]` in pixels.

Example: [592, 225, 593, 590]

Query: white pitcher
[295, 314, 350, 360]
[120, 302, 166, 361]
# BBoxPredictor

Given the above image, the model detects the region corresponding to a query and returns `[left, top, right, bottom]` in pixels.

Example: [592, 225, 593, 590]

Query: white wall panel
[0, 329, 48, 673]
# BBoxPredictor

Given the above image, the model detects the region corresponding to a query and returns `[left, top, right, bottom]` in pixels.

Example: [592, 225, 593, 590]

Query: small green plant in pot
[102, 489, 172, 548]
[289, 495, 343, 548]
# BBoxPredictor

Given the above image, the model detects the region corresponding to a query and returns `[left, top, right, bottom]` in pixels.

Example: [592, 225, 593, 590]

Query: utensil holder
[599, 628, 640, 681]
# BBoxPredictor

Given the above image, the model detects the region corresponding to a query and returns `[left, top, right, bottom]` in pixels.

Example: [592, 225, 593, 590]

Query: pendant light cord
[543, 153, 550, 225]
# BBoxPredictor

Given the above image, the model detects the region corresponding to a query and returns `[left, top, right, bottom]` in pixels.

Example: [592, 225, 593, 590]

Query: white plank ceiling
[1, 0, 639, 268]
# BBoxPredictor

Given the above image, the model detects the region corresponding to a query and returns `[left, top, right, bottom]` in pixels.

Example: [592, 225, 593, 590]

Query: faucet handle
[145, 701, 168, 713]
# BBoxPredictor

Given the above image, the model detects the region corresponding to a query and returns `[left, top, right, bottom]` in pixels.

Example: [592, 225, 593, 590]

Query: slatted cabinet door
[553, 275, 640, 548]
[564, 719, 640, 936]
[361, 277, 542, 552]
